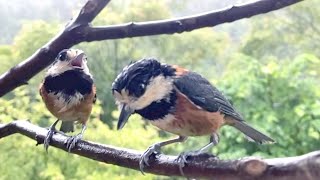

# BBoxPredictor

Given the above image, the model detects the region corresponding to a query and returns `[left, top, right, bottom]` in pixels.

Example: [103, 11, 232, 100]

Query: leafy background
[0, 0, 319, 179]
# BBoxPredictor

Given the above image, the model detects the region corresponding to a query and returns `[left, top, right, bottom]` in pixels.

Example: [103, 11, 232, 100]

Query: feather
[173, 71, 243, 121]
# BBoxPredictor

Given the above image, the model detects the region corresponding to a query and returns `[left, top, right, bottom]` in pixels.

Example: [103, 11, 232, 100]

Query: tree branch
[84, 0, 304, 41]
[0, 0, 304, 97]
[0, 0, 111, 97]
[73, 0, 110, 24]
[0, 120, 320, 179]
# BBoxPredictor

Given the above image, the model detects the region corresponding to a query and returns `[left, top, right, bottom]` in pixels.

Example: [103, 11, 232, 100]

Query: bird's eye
[140, 83, 145, 90]
[57, 51, 68, 61]
[131, 83, 146, 97]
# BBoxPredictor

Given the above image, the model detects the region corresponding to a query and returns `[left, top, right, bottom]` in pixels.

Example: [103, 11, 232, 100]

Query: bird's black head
[112, 58, 164, 97]
[112, 58, 175, 130]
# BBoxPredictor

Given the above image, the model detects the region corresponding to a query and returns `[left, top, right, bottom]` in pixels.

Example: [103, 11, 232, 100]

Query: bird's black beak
[117, 104, 134, 130]
[71, 53, 85, 67]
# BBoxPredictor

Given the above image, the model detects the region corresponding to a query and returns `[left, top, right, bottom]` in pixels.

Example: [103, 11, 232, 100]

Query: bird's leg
[44, 119, 60, 152]
[139, 136, 187, 174]
[66, 124, 86, 152]
[177, 133, 219, 176]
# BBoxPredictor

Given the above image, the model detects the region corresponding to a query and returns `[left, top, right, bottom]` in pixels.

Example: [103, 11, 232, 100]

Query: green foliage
[0, 21, 60, 98]
[0, 0, 320, 179]
[241, 0, 320, 60]
[14, 21, 59, 60]
[0, 45, 15, 73]
[216, 53, 320, 158]
[0, 87, 161, 179]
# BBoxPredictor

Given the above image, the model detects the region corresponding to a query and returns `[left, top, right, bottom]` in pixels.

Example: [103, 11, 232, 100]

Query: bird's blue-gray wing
[173, 71, 243, 121]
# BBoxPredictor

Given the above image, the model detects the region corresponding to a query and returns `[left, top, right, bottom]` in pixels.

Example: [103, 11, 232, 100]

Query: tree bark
[84, 0, 305, 41]
[0, 120, 319, 179]
[0, 0, 304, 97]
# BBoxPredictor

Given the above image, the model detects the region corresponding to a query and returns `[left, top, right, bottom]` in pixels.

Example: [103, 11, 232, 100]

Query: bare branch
[0, 0, 111, 97]
[73, 0, 110, 24]
[0, 0, 304, 97]
[84, 0, 304, 41]
[1, 120, 320, 179]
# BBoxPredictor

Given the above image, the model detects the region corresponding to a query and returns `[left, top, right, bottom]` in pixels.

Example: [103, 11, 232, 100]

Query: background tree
[1, 0, 319, 179]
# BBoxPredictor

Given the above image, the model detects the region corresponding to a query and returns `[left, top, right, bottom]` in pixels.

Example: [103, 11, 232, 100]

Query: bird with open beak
[39, 49, 96, 152]
[112, 58, 274, 175]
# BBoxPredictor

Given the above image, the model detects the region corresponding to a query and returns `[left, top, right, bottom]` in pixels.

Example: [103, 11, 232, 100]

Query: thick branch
[1, 120, 320, 179]
[0, 0, 304, 97]
[73, 0, 110, 24]
[84, 0, 304, 41]
[0, 0, 111, 97]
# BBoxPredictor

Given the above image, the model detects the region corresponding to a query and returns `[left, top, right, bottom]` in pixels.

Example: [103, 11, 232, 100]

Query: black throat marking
[44, 69, 93, 96]
[135, 90, 177, 121]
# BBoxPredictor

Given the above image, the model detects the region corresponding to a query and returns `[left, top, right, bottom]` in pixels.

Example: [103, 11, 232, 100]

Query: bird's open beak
[71, 53, 85, 67]
[117, 104, 134, 130]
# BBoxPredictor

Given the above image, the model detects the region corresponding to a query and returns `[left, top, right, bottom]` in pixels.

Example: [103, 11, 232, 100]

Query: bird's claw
[65, 134, 82, 152]
[176, 151, 202, 176]
[44, 127, 56, 152]
[139, 143, 161, 175]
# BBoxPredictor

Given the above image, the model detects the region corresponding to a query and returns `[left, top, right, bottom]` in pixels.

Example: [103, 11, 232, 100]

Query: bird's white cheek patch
[113, 89, 134, 112]
[47, 61, 73, 77]
[113, 75, 173, 110]
[82, 63, 91, 76]
[46, 60, 91, 77]
[130, 75, 173, 110]
[113, 89, 131, 105]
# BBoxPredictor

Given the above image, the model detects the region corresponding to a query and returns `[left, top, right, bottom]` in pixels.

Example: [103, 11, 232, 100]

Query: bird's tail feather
[60, 121, 74, 133]
[232, 120, 275, 144]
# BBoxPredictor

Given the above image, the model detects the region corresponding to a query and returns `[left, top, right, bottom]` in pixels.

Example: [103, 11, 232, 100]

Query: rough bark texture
[84, 0, 304, 41]
[0, 0, 312, 179]
[0, 120, 319, 179]
[0, 0, 304, 97]
[0, 0, 111, 97]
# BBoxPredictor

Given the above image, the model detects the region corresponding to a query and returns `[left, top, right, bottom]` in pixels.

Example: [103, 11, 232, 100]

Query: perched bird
[112, 58, 274, 174]
[40, 49, 96, 152]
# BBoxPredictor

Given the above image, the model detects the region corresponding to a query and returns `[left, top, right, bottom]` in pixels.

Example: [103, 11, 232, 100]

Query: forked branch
[0, 0, 304, 97]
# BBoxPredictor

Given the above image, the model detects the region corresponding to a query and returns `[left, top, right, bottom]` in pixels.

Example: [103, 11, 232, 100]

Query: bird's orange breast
[150, 89, 226, 136]
[39, 84, 95, 124]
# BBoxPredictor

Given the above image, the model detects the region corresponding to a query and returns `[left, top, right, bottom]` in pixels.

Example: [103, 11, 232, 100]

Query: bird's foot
[139, 143, 161, 175]
[44, 127, 56, 152]
[65, 133, 83, 152]
[176, 151, 209, 176]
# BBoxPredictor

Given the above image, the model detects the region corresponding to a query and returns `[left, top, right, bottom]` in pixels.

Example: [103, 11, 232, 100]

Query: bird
[112, 58, 274, 175]
[39, 49, 96, 152]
